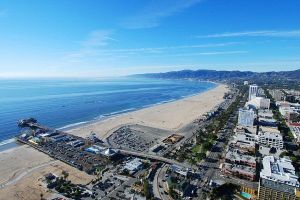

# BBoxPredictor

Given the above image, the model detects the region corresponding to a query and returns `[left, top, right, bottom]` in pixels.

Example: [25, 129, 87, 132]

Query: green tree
[62, 170, 69, 180]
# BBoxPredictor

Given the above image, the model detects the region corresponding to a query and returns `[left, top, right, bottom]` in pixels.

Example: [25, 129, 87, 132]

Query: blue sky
[0, 0, 300, 77]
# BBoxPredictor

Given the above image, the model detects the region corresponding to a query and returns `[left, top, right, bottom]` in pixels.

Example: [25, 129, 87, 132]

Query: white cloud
[66, 42, 241, 60]
[101, 42, 241, 53]
[197, 30, 300, 38]
[148, 50, 248, 57]
[81, 30, 116, 47]
[122, 0, 202, 29]
[65, 30, 116, 61]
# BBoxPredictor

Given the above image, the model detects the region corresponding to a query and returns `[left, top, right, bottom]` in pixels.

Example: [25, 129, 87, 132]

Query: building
[234, 131, 258, 143]
[258, 112, 277, 127]
[244, 81, 249, 85]
[279, 102, 292, 120]
[278, 101, 300, 122]
[100, 148, 118, 158]
[225, 150, 256, 168]
[258, 156, 300, 200]
[269, 89, 285, 101]
[249, 84, 258, 101]
[222, 163, 256, 181]
[289, 123, 300, 143]
[170, 164, 190, 177]
[85, 145, 106, 154]
[238, 108, 255, 127]
[247, 97, 270, 110]
[123, 158, 143, 174]
[258, 131, 283, 150]
[230, 133, 257, 154]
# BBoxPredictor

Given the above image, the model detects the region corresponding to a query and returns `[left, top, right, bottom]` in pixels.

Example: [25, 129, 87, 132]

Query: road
[119, 149, 196, 170]
[153, 164, 167, 200]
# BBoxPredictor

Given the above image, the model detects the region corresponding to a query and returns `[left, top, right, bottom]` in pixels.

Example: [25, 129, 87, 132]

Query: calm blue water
[0, 77, 216, 145]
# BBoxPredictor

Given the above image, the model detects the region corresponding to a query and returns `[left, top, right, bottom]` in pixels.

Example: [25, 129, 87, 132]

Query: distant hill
[132, 69, 300, 86]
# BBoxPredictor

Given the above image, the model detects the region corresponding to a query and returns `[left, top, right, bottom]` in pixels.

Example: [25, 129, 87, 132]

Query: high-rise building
[258, 156, 300, 200]
[249, 84, 258, 101]
[238, 108, 255, 127]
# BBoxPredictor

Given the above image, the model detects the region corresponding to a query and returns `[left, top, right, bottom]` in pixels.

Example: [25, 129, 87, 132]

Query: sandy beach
[68, 84, 229, 139]
[0, 84, 228, 200]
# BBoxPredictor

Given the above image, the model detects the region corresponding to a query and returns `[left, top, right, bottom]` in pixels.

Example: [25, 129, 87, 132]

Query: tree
[143, 179, 151, 199]
[169, 185, 176, 199]
[211, 183, 239, 200]
[62, 170, 69, 180]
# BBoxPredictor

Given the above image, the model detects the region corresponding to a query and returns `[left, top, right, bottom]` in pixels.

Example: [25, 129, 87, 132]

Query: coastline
[60, 81, 218, 132]
[0, 83, 228, 200]
[67, 83, 227, 139]
[0, 81, 218, 152]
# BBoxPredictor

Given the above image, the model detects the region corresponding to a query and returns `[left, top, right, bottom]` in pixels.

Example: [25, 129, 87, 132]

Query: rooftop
[258, 131, 283, 140]
[259, 126, 280, 134]
[258, 110, 274, 118]
[260, 156, 300, 187]
[225, 150, 256, 164]
[224, 163, 256, 176]
[124, 158, 143, 171]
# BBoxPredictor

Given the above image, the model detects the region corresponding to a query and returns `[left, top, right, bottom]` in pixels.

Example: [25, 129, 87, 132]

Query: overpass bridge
[118, 149, 197, 170]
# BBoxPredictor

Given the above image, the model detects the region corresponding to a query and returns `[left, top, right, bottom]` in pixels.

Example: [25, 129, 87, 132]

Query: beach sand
[68, 84, 229, 139]
[0, 83, 228, 200]
[0, 146, 94, 200]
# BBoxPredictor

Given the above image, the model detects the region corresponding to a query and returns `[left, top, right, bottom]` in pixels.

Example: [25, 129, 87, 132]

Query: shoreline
[0, 83, 228, 200]
[66, 84, 227, 139]
[60, 81, 218, 131]
[0, 81, 218, 152]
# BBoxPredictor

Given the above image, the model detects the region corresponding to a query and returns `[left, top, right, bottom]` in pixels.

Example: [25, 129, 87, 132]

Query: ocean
[0, 77, 216, 147]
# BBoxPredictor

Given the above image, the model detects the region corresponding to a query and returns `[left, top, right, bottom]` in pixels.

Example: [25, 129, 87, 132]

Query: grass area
[192, 144, 203, 153]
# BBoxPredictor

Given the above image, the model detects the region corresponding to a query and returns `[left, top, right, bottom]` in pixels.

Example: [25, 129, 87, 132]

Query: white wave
[58, 121, 89, 130]
[0, 138, 16, 146]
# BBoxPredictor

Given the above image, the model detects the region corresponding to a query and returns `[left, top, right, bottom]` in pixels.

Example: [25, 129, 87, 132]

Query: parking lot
[107, 124, 170, 152]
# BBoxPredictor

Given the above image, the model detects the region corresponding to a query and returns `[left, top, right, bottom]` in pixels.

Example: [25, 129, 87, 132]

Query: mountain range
[133, 69, 300, 86]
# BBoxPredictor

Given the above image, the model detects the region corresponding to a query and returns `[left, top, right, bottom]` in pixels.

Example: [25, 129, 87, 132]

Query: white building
[249, 84, 258, 101]
[238, 108, 255, 127]
[258, 131, 283, 150]
[247, 97, 270, 110]
[123, 158, 143, 173]
[259, 156, 300, 199]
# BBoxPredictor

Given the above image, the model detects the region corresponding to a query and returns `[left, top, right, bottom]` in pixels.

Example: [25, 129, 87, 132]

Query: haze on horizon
[0, 0, 300, 78]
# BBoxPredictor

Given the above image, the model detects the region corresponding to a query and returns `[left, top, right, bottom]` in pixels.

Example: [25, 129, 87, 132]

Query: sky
[0, 0, 300, 77]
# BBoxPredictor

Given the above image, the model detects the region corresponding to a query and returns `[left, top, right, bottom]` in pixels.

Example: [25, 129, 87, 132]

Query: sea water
[0, 77, 216, 145]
